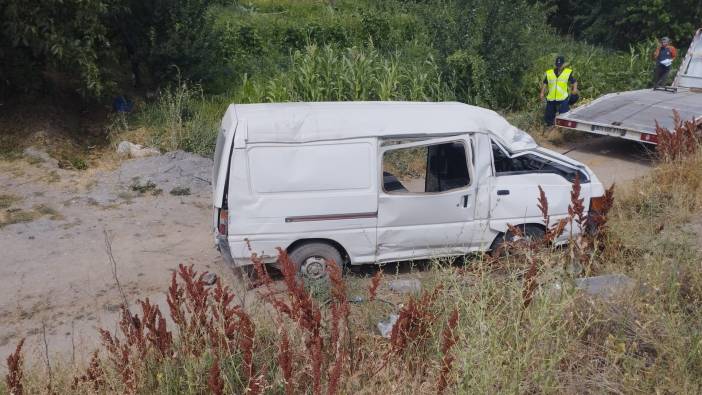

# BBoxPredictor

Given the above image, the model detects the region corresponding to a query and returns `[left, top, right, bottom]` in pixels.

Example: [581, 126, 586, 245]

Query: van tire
[289, 242, 344, 281]
[490, 224, 545, 257]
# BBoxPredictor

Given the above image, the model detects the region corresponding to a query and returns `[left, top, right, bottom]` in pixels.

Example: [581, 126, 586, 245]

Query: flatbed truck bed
[556, 28, 702, 144]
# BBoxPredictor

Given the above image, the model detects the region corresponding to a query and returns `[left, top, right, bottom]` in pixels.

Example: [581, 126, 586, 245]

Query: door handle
[497, 189, 510, 196]
[462, 194, 470, 208]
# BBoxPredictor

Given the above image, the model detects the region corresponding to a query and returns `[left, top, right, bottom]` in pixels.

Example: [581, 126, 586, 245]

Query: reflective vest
[545, 68, 572, 101]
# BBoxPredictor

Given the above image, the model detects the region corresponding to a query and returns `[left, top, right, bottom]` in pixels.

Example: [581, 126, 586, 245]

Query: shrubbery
[1, 0, 681, 155]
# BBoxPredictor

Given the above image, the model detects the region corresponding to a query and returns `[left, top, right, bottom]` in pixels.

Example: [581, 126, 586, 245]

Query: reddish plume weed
[522, 255, 539, 308]
[72, 351, 105, 391]
[508, 173, 616, 308]
[655, 111, 702, 162]
[538, 185, 568, 244]
[208, 357, 225, 395]
[278, 328, 294, 395]
[251, 249, 357, 394]
[436, 309, 459, 394]
[5, 338, 25, 395]
[369, 270, 383, 302]
[97, 264, 262, 393]
[390, 286, 442, 354]
[590, 184, 616, 234]
[568, 174, 587, 232]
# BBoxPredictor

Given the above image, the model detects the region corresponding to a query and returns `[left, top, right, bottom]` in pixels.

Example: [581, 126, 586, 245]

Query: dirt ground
[0, 150, 238, 367]
[543, 135, 655, 186]
[0, 136, 657, 369]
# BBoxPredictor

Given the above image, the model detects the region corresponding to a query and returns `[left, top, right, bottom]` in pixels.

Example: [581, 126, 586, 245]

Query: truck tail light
[556, 119, 577, 128]
[218, 209, 228, 235]
[640, 133, 658, 144]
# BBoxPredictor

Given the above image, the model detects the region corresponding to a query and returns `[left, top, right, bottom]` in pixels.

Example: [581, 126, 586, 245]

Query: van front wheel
[289, 243, 344, 281]
[490, 224, 545, 257]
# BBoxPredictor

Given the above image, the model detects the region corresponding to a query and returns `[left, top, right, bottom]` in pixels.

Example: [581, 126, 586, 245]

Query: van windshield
[492, 143, 588, 183]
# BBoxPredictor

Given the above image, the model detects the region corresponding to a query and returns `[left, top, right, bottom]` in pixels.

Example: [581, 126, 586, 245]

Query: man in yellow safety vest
[540, 55, 578, 126]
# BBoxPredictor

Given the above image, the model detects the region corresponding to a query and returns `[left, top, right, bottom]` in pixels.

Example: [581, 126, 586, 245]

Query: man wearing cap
[652, 37, 677, 88]
[540, 55, 578, 127]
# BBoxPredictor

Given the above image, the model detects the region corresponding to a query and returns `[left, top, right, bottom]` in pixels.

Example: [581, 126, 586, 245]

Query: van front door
[376, 136, 479, 262]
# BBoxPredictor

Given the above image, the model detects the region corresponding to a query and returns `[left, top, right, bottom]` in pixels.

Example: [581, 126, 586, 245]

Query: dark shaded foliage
[541, 0, 702, 49]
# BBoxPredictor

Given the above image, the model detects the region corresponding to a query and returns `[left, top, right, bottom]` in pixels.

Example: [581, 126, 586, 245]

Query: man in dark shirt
[652, 37, 677, 88]
[540, 56, 578, 126]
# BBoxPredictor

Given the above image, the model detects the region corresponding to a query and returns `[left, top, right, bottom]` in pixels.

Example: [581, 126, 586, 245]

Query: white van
[213, 102, 605, 278]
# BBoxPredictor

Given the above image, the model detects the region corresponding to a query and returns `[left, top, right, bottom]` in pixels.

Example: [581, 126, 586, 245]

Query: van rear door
[213, 107, 238, 209]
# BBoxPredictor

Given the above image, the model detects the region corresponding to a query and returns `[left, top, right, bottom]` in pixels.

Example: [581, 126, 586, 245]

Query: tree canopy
[0, 0, 229, 99]
[543, 0, 702, 49]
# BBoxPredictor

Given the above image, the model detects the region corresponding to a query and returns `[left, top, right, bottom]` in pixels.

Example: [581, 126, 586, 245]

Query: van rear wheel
[289, 243, 344, 281]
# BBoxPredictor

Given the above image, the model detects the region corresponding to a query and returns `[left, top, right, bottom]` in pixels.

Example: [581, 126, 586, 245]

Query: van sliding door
[376, 135, 484, 262]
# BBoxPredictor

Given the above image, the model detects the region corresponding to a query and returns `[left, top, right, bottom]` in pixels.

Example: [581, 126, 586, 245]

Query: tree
[0, 0, 117, 98]
[114, 0, 232, 88]
[0, 0, 232, 99]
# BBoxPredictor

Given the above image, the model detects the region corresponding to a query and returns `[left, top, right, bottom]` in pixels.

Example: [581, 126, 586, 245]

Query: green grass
[0, 194, 20, 210]
[0, 203, 64, 228]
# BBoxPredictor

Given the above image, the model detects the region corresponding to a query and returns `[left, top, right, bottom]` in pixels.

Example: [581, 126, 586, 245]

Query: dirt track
[544, 136, 654, 187]
[0, 136, 654, 368]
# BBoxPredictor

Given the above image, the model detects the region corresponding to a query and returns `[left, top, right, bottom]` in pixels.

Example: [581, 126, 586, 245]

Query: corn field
[238, 45, 451, 103]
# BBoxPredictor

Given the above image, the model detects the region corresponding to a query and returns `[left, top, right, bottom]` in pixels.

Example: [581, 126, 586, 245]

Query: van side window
[383, 141, 470, 193]
[492, 143, 516, 173]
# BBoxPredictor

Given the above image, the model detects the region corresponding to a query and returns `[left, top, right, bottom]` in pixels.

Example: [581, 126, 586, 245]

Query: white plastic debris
[117, 141, 160, 159]
[388, 279, 421, 294]
[377, 313, 399, 338]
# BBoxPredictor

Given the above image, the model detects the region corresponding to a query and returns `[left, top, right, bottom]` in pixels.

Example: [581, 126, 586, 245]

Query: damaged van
[213, 102, 605, 279]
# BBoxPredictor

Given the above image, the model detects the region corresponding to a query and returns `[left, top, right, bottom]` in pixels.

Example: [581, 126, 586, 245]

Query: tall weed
[138, 83, 225, 156]
[655, 112, 702, 162]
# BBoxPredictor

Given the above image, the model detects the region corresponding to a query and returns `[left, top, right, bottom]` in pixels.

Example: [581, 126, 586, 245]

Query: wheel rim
[300, 256, 326, 279]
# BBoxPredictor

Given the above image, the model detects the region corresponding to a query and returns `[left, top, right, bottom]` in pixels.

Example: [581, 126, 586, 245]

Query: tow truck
[556, 28, 702, 144]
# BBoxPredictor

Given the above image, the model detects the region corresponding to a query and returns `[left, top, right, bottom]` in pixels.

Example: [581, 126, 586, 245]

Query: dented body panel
[213, 102, 603, 267]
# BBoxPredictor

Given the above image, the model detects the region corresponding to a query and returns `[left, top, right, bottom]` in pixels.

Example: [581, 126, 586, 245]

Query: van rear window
[383, 141, 470, 193]
[248, 143, 373, 193]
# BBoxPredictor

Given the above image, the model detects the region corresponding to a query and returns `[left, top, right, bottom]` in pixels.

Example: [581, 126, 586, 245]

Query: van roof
[224, 101, 537, 151]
